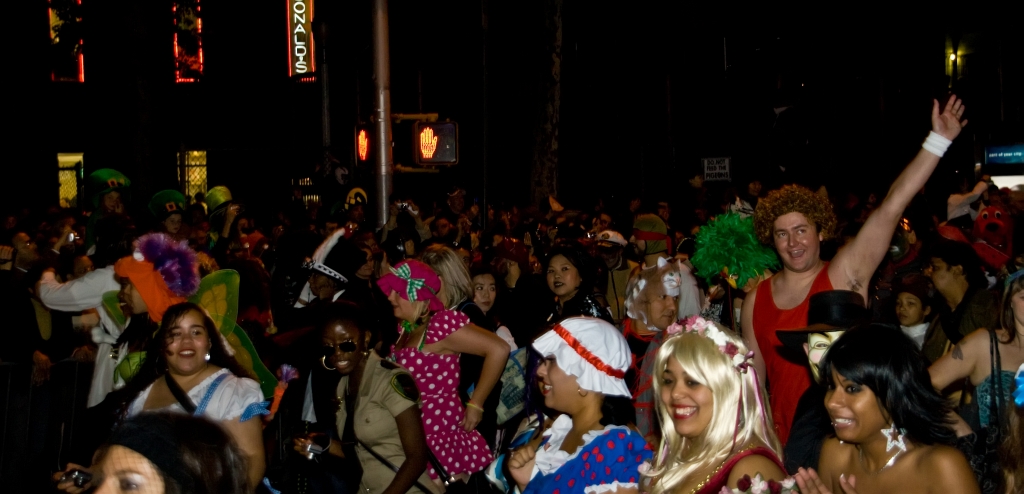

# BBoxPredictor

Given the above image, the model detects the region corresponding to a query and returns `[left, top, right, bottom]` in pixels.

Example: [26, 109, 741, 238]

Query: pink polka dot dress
[392, 309, 493, 478]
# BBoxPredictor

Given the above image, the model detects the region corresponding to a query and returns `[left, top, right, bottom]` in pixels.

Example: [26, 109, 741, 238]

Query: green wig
[690, 213, 779, 289]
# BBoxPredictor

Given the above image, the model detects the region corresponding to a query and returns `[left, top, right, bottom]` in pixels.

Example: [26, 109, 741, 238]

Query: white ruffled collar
[532, 414, 630, 477]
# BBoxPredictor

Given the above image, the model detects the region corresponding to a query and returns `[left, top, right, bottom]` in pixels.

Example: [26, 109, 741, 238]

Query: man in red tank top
[740, 95, 968, 445]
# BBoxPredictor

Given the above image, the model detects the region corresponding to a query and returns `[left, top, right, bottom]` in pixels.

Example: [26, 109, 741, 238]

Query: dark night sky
[5, 2, 1021, 217]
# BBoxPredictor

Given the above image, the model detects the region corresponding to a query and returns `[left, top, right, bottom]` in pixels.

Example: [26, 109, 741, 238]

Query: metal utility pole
[319, 18, 331, 164]
[372, 0, 394, 229]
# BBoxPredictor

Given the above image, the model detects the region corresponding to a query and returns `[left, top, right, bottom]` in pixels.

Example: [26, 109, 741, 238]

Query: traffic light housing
[413, 121, 458, 165]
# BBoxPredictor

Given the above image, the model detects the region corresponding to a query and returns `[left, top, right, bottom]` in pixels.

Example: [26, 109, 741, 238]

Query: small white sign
[702, 157, 731, 182]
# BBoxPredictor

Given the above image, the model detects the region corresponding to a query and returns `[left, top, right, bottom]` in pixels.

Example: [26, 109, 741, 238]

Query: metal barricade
[0, 360, 93, 493]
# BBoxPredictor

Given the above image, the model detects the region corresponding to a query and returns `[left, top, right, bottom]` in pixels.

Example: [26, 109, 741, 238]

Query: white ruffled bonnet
[532, 317, 632, 397]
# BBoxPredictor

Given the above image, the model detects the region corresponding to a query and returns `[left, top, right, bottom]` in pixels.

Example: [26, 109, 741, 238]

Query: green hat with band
[206, 186, 233, 217]
[148, 190, 187, 220]
[86, 168, 131, 209]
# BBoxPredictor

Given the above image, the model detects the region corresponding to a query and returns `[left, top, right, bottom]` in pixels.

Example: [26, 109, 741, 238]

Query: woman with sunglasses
[294, 302, 438, 494]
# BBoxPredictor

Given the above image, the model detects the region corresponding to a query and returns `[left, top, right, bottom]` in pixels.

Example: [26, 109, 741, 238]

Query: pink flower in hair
[666, 322, 684, 336]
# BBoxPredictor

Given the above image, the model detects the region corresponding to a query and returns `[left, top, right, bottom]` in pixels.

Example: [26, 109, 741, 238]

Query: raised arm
[36, 266, 118, 312]
[437, 323, 511, 430]
[830, 95, 966, 295]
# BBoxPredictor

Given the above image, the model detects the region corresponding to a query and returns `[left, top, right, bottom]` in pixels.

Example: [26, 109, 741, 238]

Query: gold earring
[321, 356, 336, 371]
[578, 387, 588, 397]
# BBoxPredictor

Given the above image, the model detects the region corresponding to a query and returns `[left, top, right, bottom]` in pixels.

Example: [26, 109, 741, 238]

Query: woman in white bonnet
[504, 317, 653, 494]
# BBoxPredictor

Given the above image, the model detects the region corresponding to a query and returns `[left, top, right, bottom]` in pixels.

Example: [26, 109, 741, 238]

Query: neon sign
[287, 0, 315, 77]
[173, 1, 203, 83]
[48, 0, 85, 82]
[357, 130, 370, 161]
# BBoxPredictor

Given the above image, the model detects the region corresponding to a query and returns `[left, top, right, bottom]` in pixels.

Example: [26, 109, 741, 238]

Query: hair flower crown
[719, 473, 798, 494]
[670, 316, 755, 372]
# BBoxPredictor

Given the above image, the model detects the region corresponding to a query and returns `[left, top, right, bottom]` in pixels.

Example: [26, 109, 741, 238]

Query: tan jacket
[336, 351, 440, 494]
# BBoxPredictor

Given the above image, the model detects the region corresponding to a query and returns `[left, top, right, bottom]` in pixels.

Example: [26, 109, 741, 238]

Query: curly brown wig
[753, 185, 837, 244]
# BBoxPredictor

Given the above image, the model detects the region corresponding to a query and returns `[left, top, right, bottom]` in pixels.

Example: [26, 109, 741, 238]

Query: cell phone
[304, 442, 326, 459]
[59, 469, 93, 487]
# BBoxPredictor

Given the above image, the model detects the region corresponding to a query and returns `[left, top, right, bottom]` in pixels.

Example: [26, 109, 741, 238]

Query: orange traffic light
[357, 129, 370, 161]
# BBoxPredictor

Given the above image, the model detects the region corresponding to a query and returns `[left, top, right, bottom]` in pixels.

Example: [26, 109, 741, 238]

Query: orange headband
[114, 257, 186, 323]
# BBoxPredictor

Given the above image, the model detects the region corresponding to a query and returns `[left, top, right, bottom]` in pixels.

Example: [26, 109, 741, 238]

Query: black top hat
[776, 290, 869, 351]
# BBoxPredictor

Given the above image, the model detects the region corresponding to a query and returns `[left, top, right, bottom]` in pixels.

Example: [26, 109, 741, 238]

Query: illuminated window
[287, 0, 316, 80]
[58, 153, 83, 208]
[48, 0, 85, 82]
[177, 150, 207, 199]
[173, 0, 203, 82]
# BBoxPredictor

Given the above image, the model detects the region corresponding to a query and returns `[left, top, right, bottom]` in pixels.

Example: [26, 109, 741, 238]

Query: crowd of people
[2, 94, 1022, 494]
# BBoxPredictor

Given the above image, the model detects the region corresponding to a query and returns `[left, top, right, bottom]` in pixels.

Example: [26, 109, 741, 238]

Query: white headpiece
[532, 317, 632, 397]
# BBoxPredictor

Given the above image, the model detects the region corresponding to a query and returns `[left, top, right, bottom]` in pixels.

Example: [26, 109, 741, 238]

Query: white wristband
[922, 131, 952, 157]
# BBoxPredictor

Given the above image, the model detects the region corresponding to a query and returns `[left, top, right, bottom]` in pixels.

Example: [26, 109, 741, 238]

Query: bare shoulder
[727, 453, 787, 486]
[912, 444, 979, 492]
[956, 328, 992, 356]
[816, 437, 853, 478]
[917, 444, 971, 471]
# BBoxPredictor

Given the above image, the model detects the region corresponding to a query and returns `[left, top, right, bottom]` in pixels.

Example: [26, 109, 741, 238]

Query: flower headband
[666, 315, 769, 451]
[667, 315, 754, 371]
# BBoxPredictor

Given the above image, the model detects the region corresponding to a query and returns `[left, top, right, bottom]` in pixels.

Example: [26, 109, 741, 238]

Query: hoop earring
[578, 387, 588, 397]
[321, 356, 337, 371]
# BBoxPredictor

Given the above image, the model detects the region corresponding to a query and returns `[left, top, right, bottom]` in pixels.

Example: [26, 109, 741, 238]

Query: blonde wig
[644, 328, 781, 494]
[420, 244, 474, 308]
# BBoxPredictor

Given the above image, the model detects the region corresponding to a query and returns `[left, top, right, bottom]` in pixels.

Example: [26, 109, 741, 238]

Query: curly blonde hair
[753, 185, 837, 244]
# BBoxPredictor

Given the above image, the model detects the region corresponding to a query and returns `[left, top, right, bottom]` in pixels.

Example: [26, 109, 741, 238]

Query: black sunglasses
[323, 341, 358, 356]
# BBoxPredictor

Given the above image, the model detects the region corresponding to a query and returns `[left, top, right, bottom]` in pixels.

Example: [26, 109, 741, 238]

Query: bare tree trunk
[530, 0, 561, 207]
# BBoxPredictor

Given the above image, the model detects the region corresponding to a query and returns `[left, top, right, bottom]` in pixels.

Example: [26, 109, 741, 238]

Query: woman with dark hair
[930, 269, 1023, 427]
[544, 243, 613, 324]
[103, 302, 268, 487]
[56, 412, 250, 494]
[292, 302, 438, 494]
[929, 270, 1023, 492]
[794, 324, 979, 494]
[502, 317, 649, 494]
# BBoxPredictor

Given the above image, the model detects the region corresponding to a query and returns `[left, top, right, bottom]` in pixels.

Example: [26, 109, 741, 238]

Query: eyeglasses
[322, 341, 358, 356]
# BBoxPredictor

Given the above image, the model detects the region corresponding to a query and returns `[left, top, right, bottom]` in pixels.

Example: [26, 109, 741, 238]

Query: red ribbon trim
[553, 324, 626, 379]
[631, 229, 674, 256]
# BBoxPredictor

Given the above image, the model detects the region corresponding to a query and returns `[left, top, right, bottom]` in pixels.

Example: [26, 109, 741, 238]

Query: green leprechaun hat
[206, 185, 233, 218]
[86, 168, 131, 209]
[148, 190, 187, 220]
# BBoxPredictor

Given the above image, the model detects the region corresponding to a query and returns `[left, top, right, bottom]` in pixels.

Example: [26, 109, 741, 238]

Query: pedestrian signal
[355, 126, 372, 163]
[413, 122, 458, 165]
